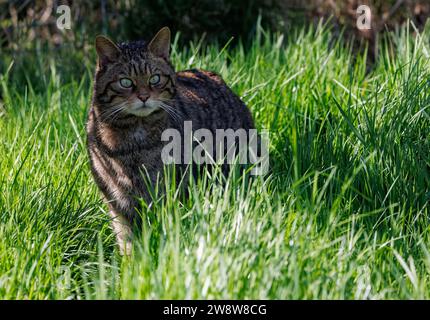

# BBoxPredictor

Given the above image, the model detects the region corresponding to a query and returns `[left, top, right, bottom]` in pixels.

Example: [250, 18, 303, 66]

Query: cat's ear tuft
[95, 35, 120, 66]
[148, 27, 171, 60]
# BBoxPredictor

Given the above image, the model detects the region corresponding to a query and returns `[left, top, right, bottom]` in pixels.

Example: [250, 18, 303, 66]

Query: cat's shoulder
[176, 69, 225, 85]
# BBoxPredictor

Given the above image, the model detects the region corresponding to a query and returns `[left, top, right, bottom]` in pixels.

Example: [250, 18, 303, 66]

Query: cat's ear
[148, 27, 171, 60]
[95, 35, 120, 66]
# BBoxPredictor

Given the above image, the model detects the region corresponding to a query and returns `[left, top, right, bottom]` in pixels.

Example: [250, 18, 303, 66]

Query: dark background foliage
[0, 0, 429, 55]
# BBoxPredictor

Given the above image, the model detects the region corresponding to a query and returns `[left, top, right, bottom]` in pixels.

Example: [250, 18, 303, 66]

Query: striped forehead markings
[139, 62, 145, 74]
[132, 61, 139, 77]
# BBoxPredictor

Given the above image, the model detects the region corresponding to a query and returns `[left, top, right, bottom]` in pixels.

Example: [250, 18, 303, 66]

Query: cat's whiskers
[160, 103, 180, 119]
[158, 99, 181, 119]
[159, 102, 182, 125]
[102, 102, 128, 122]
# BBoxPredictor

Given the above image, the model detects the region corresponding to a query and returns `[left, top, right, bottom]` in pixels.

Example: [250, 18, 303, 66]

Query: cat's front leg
[109, 210, 133, 255]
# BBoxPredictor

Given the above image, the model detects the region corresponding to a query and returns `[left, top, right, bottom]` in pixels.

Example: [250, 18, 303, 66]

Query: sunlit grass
[0, 23, 429, 299]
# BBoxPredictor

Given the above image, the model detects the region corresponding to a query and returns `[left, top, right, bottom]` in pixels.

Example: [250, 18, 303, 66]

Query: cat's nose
[138, 94, 149, 103]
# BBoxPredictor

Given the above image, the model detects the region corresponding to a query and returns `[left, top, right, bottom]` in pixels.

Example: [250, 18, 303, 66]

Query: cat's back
[177, 68, 224, 87]
[175, 69, 254, 129]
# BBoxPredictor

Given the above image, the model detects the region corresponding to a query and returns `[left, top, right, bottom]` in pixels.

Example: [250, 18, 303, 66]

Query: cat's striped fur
[86, 27, 255, 254]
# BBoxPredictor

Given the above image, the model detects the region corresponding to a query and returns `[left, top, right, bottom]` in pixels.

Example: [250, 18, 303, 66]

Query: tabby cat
[87, 27, 255, 254]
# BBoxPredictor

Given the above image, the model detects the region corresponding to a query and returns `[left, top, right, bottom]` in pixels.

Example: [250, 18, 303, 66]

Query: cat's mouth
[127, 99, 162, 117]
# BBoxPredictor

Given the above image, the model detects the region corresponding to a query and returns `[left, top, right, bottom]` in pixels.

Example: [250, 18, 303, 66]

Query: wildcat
[87, 27, 255, 254]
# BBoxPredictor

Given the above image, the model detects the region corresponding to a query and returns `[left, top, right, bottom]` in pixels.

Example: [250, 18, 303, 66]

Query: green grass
[0, 23, 429, 299]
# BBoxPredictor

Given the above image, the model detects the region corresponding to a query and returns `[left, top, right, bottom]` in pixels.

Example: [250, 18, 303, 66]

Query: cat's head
[93, 27, 175, 122]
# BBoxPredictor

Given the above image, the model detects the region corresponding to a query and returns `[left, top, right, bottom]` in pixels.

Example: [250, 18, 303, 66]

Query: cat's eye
[149, 74, 160, 85]
[119, 78, 133, 88]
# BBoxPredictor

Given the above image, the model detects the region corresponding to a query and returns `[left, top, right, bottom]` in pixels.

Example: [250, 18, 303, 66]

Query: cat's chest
[108, 127, 149, 151]
[92, 126, 164, 180]
[90, 141, 163, 195]
[128, 126, 148, 141]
